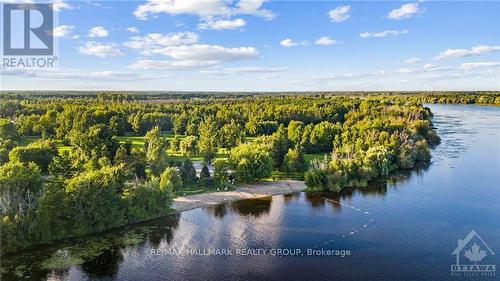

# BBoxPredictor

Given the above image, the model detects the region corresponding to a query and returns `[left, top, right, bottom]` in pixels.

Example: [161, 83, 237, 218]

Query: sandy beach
[172, 180, 307, 212]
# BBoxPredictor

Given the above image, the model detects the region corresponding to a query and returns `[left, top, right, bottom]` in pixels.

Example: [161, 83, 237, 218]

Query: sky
[1, 0, 499, 91]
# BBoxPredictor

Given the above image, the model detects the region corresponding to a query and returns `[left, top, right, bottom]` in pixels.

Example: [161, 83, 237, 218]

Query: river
[1, 104, 499, 281]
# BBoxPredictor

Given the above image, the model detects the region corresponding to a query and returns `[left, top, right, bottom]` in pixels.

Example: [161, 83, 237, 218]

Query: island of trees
[0, 92, 498, 254]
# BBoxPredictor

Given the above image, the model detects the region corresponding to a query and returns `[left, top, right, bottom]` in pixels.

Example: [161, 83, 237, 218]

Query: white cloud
[53, 0, 73, 12]
[397, 63, 449, 74]
[87, 26, 109, 38]
[387, 3, 421, 20]
[261, 74, 282, 80]
[315, 36, 337, 46]
[0, 68, 154, 81]
[328, 5, 351, 22]
[127, 27, 139, 33]
[360, 30, 409, 38]
[124, 32, 199, 54]
[134, 0, 226, 19]
[134, 0, 274, 20]
[435, 45, 500, 60]
[235, 0, 275, 19]
[150, 44, 258, 61]
[129, 44, 258, 70]
[423, 63, 439, 70]
[397, 68, 413, 74]
[78, 42, 123, 57]
[198, 18, 246, 30]
[280, 38, 297, 47]
[53, 25, 74, 38]
[200, 66, 287, 75]
[403, 57, 420, 64]
[129, 60, 216, 70]
[459, 62, 500, 71]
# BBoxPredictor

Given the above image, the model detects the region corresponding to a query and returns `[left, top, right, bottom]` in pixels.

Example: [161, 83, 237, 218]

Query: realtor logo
[3, 3, 53, 55]
[2, 3, 57, 68]
[451, 230, 496, 277]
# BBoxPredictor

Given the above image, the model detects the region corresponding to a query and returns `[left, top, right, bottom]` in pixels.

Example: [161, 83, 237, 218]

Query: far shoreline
[172, 180, 307, 212]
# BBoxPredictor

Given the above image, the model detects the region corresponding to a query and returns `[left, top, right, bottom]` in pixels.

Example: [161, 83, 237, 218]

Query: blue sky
[1, 0, 500, 91]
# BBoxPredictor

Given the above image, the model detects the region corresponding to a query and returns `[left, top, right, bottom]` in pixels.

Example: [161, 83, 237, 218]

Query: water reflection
[81, 246, 123, 278]
[0, 214, 181, 280]
[206, 203, 228, 219]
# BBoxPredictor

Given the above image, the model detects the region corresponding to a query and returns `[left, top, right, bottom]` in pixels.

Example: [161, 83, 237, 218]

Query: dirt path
[172, 180, 306, 212]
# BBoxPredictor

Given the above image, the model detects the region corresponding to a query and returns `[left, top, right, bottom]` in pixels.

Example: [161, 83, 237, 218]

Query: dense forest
[0, 92, 498, 254]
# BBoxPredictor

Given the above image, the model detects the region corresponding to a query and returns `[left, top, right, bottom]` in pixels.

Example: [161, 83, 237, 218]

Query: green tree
[70, 124, 119, 162]
[172, 114, 188, 135]
[283, 146, 306, 173]
[33, 178, 67, 240]
[197, 117, 218, 164]
[0, 119, 18, 141]
[179, 159, 197, 185]
[199, 164, 211, 185]
[310, 121, 341, 152]
[0, 161, 42, 217]
[214, 159, 231, 188]
[145, 126, 168, 176]
[9, 139, 58, 172]
[180, 136, 198, 157]
[130, 148, 147, 179]
[113, 144, 129, 165]
[170, 135, 181, 152]
[48, 150, 74, 178]
[109, 115, 126, 136]
[362, 146, 391, 178]
[159, 167, 182, 191]
[125, 178, 173, 222]
[65, 166, 125, 233]
[270, 124, 290, 168]
[229, 143, 273, 182]
[287, 120, 304, 145]
[220, 121, 243, 149]
[38, 110, 57, 137]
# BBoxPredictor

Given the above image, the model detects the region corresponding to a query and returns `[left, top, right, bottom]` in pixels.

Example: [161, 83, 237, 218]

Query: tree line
[0, 92, 497, 254]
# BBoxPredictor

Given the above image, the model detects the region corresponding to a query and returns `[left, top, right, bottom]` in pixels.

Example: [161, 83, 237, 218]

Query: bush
[180, 136, 198, 157]
[159, 167, 182, 191]
[230, 143, 273, 182]
[170, 135, 181, 151]
[200, 164, 211, 185]
[9, 140, 58, 171]
[0, 161, 42, 217]
[283, 147, 306, 173]
[65, 166, 125, 234]
[214, 159, 231, 188]
[179, 159, 197, 185]
[125, 178, 173, 222]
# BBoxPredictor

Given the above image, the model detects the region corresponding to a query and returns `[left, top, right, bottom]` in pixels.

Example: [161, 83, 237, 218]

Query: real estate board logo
[2, 3, 57, 68]
[451, 230, 496, 277]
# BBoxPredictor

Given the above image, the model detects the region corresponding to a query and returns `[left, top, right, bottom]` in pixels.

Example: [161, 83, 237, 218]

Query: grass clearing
[18, 137, 72, 153]
[304, 153, 329, 166]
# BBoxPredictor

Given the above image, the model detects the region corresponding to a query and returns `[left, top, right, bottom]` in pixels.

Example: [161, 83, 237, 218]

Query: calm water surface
[2, 104, 499, 281]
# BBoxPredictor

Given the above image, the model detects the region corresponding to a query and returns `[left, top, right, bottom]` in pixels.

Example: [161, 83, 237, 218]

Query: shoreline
[172, 180, 307, 212]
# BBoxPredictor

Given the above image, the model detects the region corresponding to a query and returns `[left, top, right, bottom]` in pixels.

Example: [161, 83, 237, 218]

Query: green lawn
[116, 131, 178, 149]
[117, 132, 230, 162]
[304, 153, 329, 166]
[19, 137, 72, 153]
